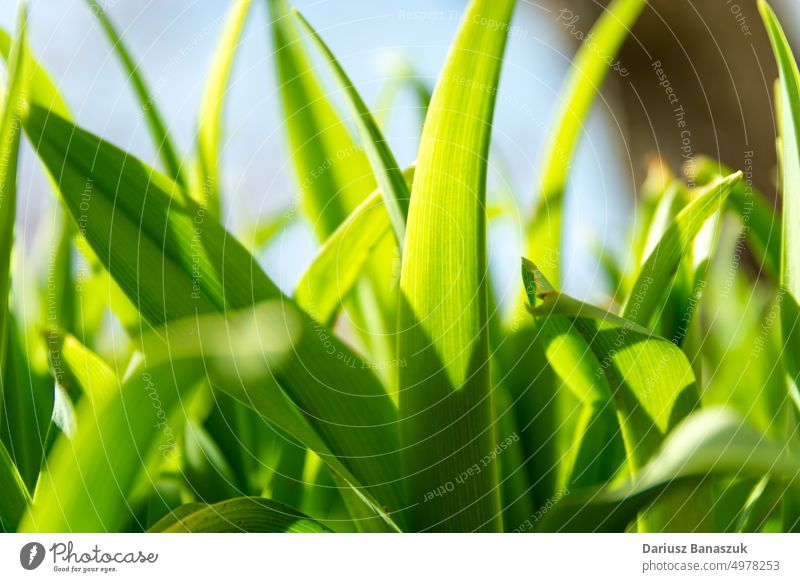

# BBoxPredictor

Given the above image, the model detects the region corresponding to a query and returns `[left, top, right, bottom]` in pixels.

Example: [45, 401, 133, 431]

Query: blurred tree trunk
[549, 0, 795, 201]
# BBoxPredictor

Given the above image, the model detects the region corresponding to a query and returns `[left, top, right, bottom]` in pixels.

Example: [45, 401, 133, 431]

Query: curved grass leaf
[527, 0, 648, 283]
[398, 0, 514, 532]
[20, 106, 403, 526]
[691, 156, 780, 279]
[149, 496, 332, 533]
[268, 0, 396, 393]
[268, 0, 374, 237]
[759, 1, 800, 419]
[623, 172, 742, 327]
[537, 408, 800, 532]
[84, 0, 185, 186]
[293, 10, 410, 244]
[0, 29, 68, 119]
[295, 166, 414, 324]
[195, 0, 253, 215]
[1, 27, 86, 341]
[0, 6, 27, 381]
[0, 6, 54, 496]
[241, 211, 296, 254]
[46, 331, 117, 402]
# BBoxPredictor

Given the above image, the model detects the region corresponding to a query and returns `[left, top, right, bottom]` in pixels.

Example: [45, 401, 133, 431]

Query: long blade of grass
[0, 29, 68, 118]
[268, 0, 397, 394]
[46, 331, 117, 402]
[21, 106, 403, 525]
[268, 0, 375, 237]
[149, 496, 332, 532]
[528, 0, 648, 283]
[623, 172, 742, 326]
[691, 156, 780, 279]
[537, 408, 800, 532]
[0, 5, 27, 386]
[295, 166, 414, 324]
[195, 0, 253, 215]
[759, 1, 800, 417]
[1, 27, 80, 341]
[0, 6, 54, 496]
[84, 0, 185, 187]
[398, 0, 514, 532]
[293, 10, 410, 244]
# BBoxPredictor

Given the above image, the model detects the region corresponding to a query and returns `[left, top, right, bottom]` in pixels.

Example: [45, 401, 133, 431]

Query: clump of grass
[0, 0, 798, 533]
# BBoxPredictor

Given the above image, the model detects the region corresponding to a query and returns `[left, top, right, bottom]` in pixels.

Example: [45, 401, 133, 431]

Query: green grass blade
[691, 156, 780, 279]
[268, 0, 375, 237]
[195, 0, 253, 215]
[0, 6, 27, 381]
[295, 166, 414, 324]
[0, 28, 68, 119]
[293, 10, 410, 244]
[1, 27, 79, 338]
[149, 496, 332, 532]
[21, 106, 403, 524]
[759, 1, 800, 419]
[537, 408, 800, 532]
[623, 172, 742, 326]
[84, 0, 185, 186]
[398, 0, 514, 532]
[0, 438, 29, 531]
[528, 0, 648, 283]
[268, 0, 398, 388]
[0, 6, 53, 495]
[242, 211, 295, 252]
[46, 332, 116, 402]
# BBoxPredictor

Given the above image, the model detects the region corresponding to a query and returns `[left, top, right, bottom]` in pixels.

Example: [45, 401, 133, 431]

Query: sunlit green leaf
[295, 166, 414, 324]
[623, 172, 742, 327]
[759, 0, 800, 419]
[398, 0, 514, 532]
[294, 9, 410, 244]
[21, 106, 404, 527]
[194, 0, 253, 214]
[527, 0, 648, 284]
[84, 0, 185, 186]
